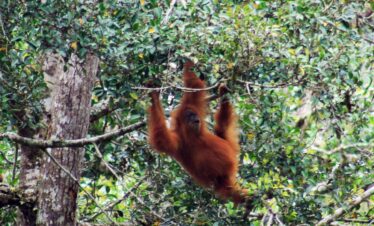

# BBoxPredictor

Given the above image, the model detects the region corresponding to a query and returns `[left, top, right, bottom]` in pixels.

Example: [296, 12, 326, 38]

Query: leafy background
[0, 0, 373, 225]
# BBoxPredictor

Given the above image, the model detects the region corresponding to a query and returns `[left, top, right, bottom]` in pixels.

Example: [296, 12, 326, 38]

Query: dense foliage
[1, 0, 373, 225]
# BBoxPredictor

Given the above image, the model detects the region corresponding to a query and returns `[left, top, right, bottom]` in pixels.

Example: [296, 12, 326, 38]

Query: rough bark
[36, 53, 99, 226]
[0, 184, 21, 206]
[16, 127, 43, 226]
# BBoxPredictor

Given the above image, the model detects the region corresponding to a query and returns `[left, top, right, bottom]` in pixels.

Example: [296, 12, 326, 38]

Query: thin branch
[261, 213, 269, 226]
[275, 214, 285, 226]
[93, 143, 119, 178]
[162, 0, 177, 25]
[132, 80, 224, 92]
[237, 78, 303, 89]
[0, 150, 12, 165]
[131, 86, 170, 91]
[363, 36, 374, 44]
[88, 144, 171, 223]
[12, 145, 19, 181]
[335, 218, 371, 223]
[0, 12, 7, 38]
[85, 176, 147, 222]
[92, 76, 223, 122]
[169, 80, 223, 92]
[316, 185, 374, 225]
[266, 213, 274, 226]
[323, 0, 335, 13]
[312, 142, 374, 155]
[0, 93, 220, 149]
[310, 157, 345, 194]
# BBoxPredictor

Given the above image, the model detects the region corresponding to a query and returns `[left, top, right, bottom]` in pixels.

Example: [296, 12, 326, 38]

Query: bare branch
[1, 92, 221, 149]
[12, 145, 19, 181]
[169, 80, 224, 92]
[237, 78, 303, 89]
[312, 142, 374, 155]
[0, 150, 12, 165]
[92, 76, 223, 122]
[0, 120, 146, 148]
[132, 80, 224, 93]
[316, 185, 374, 225]
[275, 214, 285, 226]
[93, 143, 119, 178]
[162, 0, 178, 25]
[310, 158, 345, 194]
[131, 86, 170, 91]
[335, 218, 371, 223]
[0, 12, 7, 38]
[87, 145, 172, 224]
[84, 176, 147, 221]
[78, 222, 132, 226]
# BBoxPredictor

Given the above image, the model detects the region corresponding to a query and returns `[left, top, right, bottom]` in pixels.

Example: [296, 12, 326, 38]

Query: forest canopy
[0, 0, 373, 225]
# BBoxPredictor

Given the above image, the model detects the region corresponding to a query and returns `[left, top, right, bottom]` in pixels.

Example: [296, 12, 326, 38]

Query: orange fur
[148, 61, 247, 205]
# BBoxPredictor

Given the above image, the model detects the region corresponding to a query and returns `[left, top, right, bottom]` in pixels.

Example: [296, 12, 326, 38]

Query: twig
[12, 145, 19, 181]
[261, 213, 269, 226]
[0, 150, 12, 165]
[316, 185, 374, 225]
[93, 144, 119, 178]
[323, 0, 335, 13]
[88, 145, 171, 223]
[170, 80, 223, 92]
[363, 36, 374, 44]
[0, 12, 7, 38]
[132, 80, 224, 92]
[85, 176, 147, 221]
[266, 213, 274, 226]
[275, 214, 285, 226]
[162, 0, 177, 25]
[335, 218, 371, 223]
[310, 157, 345, 194]
[312, 143, 374, 155]
[237, 79, 303, 89]
[131, 86, 170, 91]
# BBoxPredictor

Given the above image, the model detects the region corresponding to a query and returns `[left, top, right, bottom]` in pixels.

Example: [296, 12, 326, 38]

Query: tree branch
[85, 144, 172, 224]
[316, 185, 374, 225]
[313, 143, 374, 155]
[0, 120, 146, 148]
[161, 0, 177, 25]
[335, 218, 371, 223]
[310, 157, 346, 194]
[132, 79, 224, 92]
[1, 93, 220, 148]
[237, 78, 304, 89]
[84, 176, 147, 222]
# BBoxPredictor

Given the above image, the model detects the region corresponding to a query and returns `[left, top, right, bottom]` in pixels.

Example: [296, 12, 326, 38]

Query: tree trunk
[34, 53, 99, 226]
[16, 141, 42, 226]
[16, 119, 43, 226]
